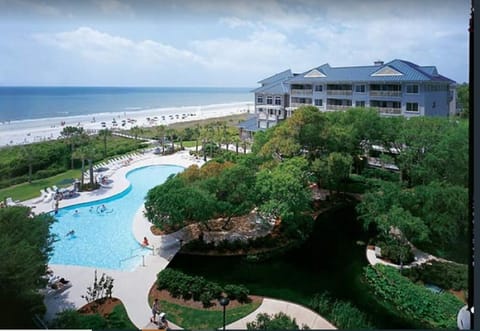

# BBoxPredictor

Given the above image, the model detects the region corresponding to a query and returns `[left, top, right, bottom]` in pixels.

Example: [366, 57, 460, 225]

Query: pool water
[49, 165, 184, 271]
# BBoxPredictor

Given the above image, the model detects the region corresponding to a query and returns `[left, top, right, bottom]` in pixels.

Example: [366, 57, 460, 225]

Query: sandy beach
[0, 101, 253, 147]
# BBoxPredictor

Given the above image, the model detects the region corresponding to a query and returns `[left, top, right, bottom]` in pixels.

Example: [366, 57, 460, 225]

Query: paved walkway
[366, 245, 457, 269]
[226, 298, 335, 329]
[23, 149, 335, 329]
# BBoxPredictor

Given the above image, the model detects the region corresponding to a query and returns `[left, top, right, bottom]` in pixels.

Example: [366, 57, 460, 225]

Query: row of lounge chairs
[32, 186, 58, 204]
[83, 152, 144, 179]
[2, 197, 20, 207]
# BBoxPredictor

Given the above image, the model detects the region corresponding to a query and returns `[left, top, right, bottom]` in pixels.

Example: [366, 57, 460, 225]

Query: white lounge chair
[43, 192, 54, 203]
[33, 190, 47, 204]
[6, 197, 20, 206]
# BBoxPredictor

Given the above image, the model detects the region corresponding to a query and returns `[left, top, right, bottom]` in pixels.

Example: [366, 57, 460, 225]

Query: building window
[355, 85, 365, 93]
[267, 96, 273, 104]
[269, 109, 275, 115]
[314, 85, 323, 92]
[355, 101, 365, 107]
[257, 95, 263, 104]
[406, 102, 419, 112]
[314, 99, 323, 106]
[406, 84, 419, 94]
[275, 96, 282, 105]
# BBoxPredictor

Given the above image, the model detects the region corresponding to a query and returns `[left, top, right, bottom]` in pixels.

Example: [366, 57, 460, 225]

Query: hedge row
[156, 269, 249, 307]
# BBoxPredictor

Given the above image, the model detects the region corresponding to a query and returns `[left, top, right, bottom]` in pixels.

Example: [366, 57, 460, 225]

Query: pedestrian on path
[151, 298, 159, 324]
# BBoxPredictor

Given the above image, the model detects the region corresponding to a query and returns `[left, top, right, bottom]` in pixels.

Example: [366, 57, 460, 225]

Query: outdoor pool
[49, 165, 184, 271]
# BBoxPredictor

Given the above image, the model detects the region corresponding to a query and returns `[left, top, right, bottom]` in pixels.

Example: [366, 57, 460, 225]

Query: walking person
[150, 298, 159, 324]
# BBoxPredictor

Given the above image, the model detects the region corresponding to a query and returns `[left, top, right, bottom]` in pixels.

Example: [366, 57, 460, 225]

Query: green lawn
[0, 169, 81, 202]
[160, 299, 262, 329]
[181, 140, 198, 148]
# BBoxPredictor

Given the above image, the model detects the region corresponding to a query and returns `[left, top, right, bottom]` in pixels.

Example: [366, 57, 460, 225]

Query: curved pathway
[226, 297, 335, 329]
[366, 245, 459, 269]
[24, 150, 335, 329]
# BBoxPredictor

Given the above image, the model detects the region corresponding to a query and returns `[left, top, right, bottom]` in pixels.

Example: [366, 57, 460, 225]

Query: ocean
[0, 86, 253, 122]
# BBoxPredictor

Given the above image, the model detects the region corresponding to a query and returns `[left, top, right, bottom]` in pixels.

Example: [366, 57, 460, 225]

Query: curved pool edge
[28, 151, 197, 215]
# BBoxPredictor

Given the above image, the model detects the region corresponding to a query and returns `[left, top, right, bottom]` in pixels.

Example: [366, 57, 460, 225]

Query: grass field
[159, 299, 261, 329]
[0, 169, 81, 202]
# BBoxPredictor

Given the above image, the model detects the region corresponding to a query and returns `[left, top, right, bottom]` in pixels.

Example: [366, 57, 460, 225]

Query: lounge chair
[6, 197, 20, 206]
[43, 192, 54, 203]
[33, 189, 47, 204]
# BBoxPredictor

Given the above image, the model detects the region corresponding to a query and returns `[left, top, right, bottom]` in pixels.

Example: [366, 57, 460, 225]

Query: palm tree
[232, 135, 241, 155]
[20, 145, 34, 184]
[193, 124, 200, 154]
[130, 126, 144, 140]
[73, 146, 89, 190]
[166, 127, 176, 152]
[60, 126, 85, 169]
[98, 128, 111, 158]
[155, 125, 166, 154]
[83, 146, 99, 189]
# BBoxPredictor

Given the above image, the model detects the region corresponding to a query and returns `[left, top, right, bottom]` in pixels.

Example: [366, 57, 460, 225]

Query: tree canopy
[0, 206, 56, 328]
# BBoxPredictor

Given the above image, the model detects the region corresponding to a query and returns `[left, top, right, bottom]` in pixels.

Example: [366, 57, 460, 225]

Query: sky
[0, 0, 471, 87]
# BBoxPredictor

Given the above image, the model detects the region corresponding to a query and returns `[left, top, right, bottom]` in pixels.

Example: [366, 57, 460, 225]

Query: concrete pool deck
[24, 149, 335, 329]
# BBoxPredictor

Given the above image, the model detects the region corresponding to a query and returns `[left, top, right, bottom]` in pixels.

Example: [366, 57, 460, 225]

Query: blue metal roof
[237, 114, 263, 132]
[251, 80, 289, 94]
[286, 59, 455, 83]
[257, 69, 292, 85]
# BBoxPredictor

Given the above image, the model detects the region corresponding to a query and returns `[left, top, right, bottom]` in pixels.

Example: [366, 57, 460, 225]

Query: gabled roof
[285, 59, 455, 83]
[252, 69, 294, 94]
[251, 80, 290, 94]
[237, 114, 263, 132]
[257, 69, 293, 85]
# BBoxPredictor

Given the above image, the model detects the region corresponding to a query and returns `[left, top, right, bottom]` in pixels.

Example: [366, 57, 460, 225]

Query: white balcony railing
[326, 90, 353, 96]
[291, 89, 313, 96]
[291, 102, 312, 108]
[369, 91, 402, 97]
[375, 107, 402, 115]
[326, 105, 352, 110]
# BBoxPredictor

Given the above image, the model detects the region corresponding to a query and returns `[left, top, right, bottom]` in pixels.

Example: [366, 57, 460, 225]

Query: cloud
[0, 0, 62, 17]
[34, 27, 205, 66]
[92, 0, 135, 18]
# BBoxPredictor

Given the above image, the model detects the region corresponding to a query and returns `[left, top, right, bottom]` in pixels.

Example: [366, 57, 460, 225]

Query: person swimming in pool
[66, 230, 75, 237]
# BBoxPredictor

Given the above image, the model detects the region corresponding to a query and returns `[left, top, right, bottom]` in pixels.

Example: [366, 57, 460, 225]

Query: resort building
[243, 59, 456, 135]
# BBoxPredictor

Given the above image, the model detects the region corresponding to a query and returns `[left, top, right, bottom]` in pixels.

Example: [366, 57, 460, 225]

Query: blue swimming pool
[49, 165, 184, 271]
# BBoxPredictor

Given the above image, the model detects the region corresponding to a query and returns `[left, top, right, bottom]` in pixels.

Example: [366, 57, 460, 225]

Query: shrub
[199, 291, 212, 308]
[156, 269, 248, 305]
[363, 264, 464, 328]
[309, 292, 373, 329]
[246, 312, 300, 330]
[224, 284, 250, 303]
[403, 261, 468, 291]
[376, 235, 414, 265]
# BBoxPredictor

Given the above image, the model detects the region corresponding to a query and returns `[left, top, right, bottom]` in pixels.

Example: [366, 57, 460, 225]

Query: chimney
[374, 60, 384, 66]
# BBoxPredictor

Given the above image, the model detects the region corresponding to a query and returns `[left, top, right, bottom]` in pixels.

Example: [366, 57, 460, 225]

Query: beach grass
[0, 169, 81, 202]
[159, 299, 261, 329]
[168, 113, 248, 130]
